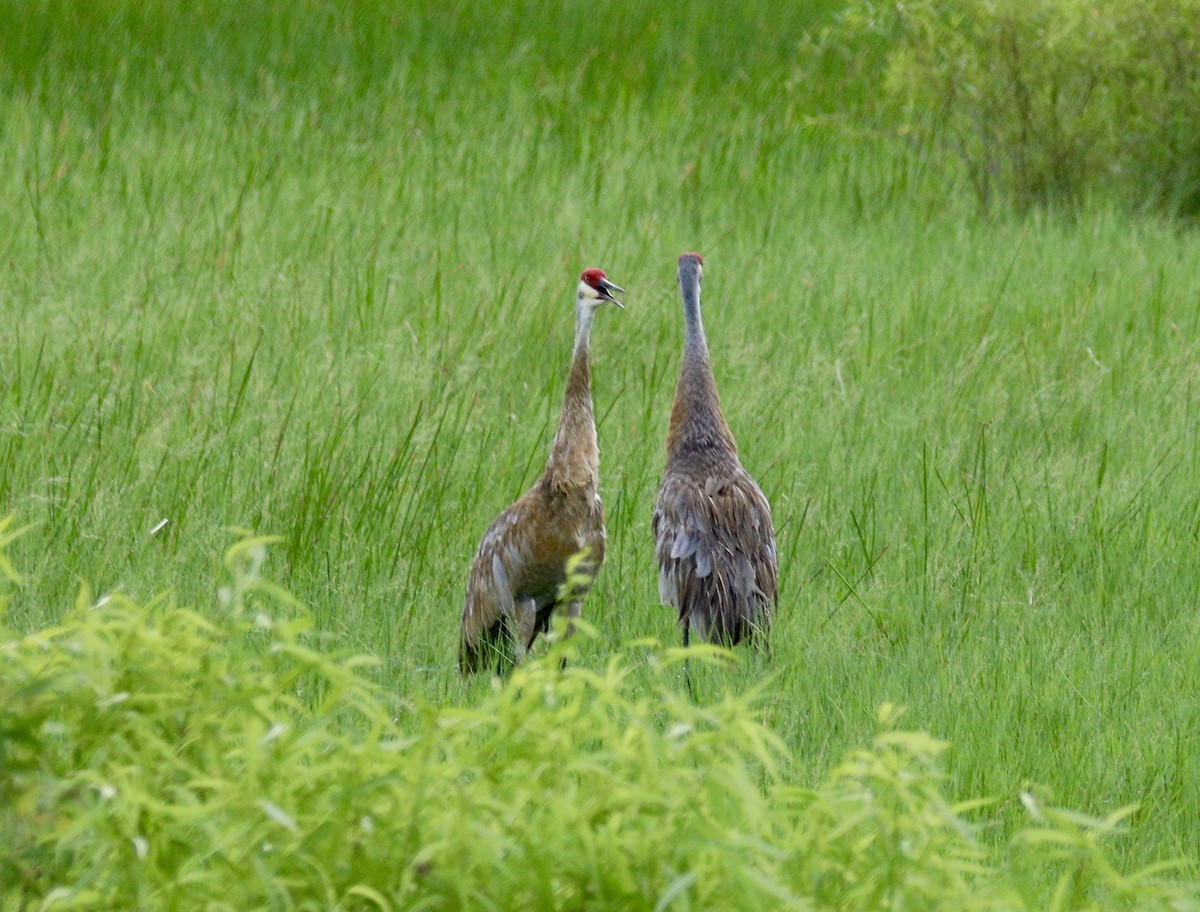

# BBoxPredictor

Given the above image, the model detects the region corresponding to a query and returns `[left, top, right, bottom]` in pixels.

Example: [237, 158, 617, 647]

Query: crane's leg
[562, 600, 582, 637]
[553, 600, 584, 670]
[681, 617, 697, 701]
[513, 598, 538, 663]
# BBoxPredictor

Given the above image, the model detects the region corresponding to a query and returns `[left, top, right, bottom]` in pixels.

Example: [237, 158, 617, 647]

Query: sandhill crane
[459, 268, 625, 674]
[653, 253, 778, 649]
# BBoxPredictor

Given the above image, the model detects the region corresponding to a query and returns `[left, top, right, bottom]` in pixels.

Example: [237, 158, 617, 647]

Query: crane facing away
[653, 253, 778, 648]
[459, 268, 625, 674]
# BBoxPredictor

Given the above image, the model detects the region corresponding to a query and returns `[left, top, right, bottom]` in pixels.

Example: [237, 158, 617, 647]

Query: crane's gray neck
[573, 300, 597, 357]
[681, 276, 707, 357]
[545, 301, 599, 491]
[669, 275, 737, 458]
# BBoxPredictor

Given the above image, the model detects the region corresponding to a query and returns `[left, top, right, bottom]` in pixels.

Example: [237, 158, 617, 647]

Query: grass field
[4, 0, 1200, 898]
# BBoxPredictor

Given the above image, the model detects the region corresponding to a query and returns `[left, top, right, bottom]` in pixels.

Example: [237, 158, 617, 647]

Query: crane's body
[653, 253, 778, 647]
[459, 269, 623, 674]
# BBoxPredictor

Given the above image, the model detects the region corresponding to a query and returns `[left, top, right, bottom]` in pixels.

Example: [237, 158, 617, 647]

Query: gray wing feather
[670, 528, 698, 561]
[653, 466, 778, 643]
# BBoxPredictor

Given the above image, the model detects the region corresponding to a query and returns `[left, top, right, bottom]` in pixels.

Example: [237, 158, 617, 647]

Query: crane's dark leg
[513, 598, 538, 662]
[553, 601, 584, 670]
[682, 617, 697, 701]
[563, 600, 583, 637]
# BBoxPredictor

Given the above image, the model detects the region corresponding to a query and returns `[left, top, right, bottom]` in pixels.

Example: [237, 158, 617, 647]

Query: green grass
[3, 0, 1200, 894]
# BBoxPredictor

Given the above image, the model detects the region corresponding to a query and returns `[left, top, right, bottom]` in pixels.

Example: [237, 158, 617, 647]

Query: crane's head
[677, 252, 703, 287]
[578, 268, 625, 310]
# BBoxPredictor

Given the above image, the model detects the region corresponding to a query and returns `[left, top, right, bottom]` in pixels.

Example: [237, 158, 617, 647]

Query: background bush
[812, 0, 1200, 216]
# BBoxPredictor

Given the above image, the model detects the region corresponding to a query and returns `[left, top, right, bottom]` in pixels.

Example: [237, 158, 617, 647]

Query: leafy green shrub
[810, 0, 1200, 217]
[1, 529, 1196, 910]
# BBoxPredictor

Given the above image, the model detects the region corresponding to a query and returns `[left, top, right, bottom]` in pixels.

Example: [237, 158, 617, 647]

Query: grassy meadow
[4, 0, 1200, 904]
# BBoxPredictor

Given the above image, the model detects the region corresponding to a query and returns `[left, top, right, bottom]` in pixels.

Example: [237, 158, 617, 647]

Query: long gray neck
[544, 299, 599, 491]
[573, 300, 596, 357]
[682, 277, 707, 358]
[668, 273, 737, 458]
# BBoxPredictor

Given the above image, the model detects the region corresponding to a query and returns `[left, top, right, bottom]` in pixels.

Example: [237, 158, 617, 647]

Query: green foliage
[814, 0, 1200, 216]
[3, 0, 1200, 901]
[1, 535, 1196, 910]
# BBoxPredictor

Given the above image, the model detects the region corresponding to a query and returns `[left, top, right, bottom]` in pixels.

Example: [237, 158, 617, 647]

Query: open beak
[599, 278, 625, 308]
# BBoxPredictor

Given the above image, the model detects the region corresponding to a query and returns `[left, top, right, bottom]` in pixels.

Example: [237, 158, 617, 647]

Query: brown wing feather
[653, 464, 777, 646]
[459, 498, 536, 674]
[459, 484, 606, 674]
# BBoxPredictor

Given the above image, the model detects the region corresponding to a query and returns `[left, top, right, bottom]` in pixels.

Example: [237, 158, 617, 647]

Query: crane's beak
[599, 279, 625, 308]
